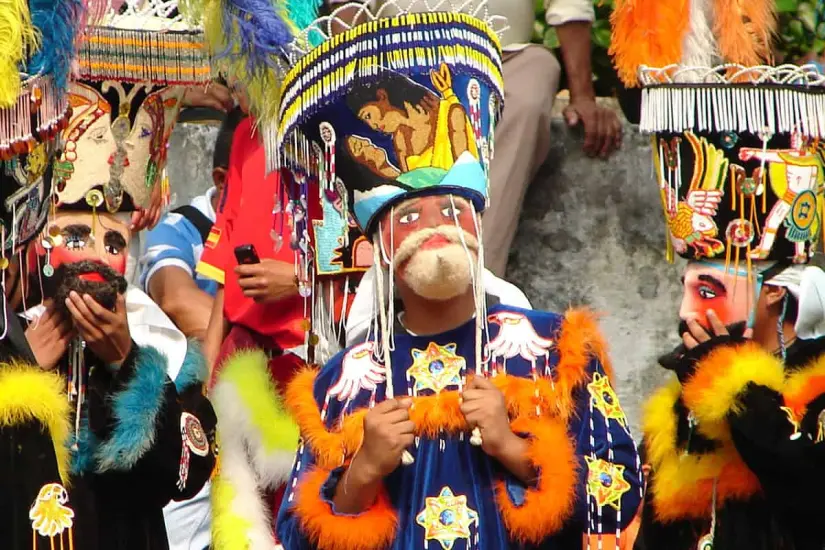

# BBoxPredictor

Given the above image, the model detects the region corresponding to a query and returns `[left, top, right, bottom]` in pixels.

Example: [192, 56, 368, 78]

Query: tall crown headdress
[612, 0, 825, 270]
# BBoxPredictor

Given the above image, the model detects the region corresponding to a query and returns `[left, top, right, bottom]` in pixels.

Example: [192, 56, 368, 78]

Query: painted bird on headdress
[666, 132, 728, 258]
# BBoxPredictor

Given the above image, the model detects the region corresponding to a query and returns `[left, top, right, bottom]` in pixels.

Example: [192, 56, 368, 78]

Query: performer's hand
[26, 300, 74, 371]
[352, 398, 415, 482]
[65, 292, 133, 367]
[460, 375, 514, 458]
[182, 82, 234, 112]
[563, 98, 622, 159]
[235, 259, 298, 303]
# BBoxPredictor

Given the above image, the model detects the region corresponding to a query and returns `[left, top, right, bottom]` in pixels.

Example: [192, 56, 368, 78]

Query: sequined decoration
[407, 342, 465, 395]
[584, 456, 631, 511]
[416, 487, 479, 550]
[587, 372, 628, 427]
[105, 114, 129, 213]
[720, 132, 738, 149]
[816, 410, 825, 443]
[29, 483, 75, 544]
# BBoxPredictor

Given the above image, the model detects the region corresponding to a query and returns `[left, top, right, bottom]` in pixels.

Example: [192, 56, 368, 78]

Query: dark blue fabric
[277, 304, 642, 549]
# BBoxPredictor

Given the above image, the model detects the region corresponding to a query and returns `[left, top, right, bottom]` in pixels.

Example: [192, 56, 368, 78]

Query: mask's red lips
[79, 272, 106, 283]
[421, 234, 451, 250]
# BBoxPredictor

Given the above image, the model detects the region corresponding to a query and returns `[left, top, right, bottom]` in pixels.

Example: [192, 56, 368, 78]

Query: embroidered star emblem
[407, 342, 465, 394]
[415, 486, 478, 550]
[587, 372, 627, 426]
[584, 456, 631, 511]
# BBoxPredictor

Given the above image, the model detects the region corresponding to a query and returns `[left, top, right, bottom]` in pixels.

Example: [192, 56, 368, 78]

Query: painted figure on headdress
[267, 5, 642, 550]
[612, 0, 825, 548]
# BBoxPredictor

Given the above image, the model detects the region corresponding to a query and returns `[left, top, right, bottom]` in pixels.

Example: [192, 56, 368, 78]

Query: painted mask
[378, 194, 480, 300]
[679, 261, 755, 330]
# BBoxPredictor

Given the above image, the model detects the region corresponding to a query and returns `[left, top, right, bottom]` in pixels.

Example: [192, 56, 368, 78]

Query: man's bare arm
[204, 285, 229, 376]
[148, 266, 215, 340]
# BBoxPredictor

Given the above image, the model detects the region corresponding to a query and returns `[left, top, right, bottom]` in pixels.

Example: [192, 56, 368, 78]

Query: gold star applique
[415, 486, 479, 550]
[587, 372, 627, 426]
[584, 457, 631, 511]
[407, 342, 465, 394]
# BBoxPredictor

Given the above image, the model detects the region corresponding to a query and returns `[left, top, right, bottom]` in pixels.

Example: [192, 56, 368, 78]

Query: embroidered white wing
[685, 189, 722, 216]
[487, 312, 554, 362]
[328, 341, 386, 402]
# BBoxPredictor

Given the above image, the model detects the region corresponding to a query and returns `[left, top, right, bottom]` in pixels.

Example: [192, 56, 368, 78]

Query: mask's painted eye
[139, 126, 152, 139]
[441, 206, 461, 218]
[105, 244, 121, 255]
[398, 212, 419, 225]
[697, 285, 717, 299]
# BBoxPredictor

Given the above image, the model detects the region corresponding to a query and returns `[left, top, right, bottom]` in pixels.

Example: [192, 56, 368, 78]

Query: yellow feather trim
[643, 378, 761, 522]
[682, 343, 785, 425]
[211, 472, 255, 550]
[0, 0, 39, 107]
[783, 355, 825, 417]
[0, 363, 71, 485]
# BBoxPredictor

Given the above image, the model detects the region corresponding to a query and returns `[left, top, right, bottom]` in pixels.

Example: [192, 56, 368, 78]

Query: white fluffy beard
[394, 226, 478, 301]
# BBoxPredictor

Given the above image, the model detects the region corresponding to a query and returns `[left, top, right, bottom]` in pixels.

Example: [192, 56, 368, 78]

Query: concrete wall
[166, 114, 682, 437]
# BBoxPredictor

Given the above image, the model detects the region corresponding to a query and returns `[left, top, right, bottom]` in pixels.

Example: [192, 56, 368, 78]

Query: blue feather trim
[95, 346, 169, 473]
[218, 0, 295, 75]
[28, 0, 85, 93]
[174, 340, 209, 393]
[69, 413, 98, 477]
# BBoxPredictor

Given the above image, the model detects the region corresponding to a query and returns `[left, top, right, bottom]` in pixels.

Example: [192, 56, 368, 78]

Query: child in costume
[274, 4, 643, 549]
[612, 1, 825, 548]
[16, 1, 219, 547]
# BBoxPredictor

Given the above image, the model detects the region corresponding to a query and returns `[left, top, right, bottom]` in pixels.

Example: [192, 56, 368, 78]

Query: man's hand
[682, 309, 752, 350]
[182, 83, 234, 112]
[460, 375, 514, 458]
[235, 259, 298, 303]
[26, 300, 74, 371]
[64, 292, 132, 367]
[563, 98, 623, 159]
[350, 398, 415, 483]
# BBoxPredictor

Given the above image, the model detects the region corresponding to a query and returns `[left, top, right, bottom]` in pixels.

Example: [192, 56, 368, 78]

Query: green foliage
[531, 0, 825, 93]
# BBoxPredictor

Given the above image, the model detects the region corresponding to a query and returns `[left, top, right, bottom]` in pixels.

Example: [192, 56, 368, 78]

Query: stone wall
[165, 113, 683, 437]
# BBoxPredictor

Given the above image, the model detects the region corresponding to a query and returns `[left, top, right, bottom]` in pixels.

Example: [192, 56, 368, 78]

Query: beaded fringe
[0, 75, 69, 160]
[77, 27, 212, 85]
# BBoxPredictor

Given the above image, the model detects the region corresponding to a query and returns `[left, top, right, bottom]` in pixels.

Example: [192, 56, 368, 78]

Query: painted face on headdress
[679, 262, 753, 330]
[0, 142, 55, 253]
[55, 82, 183, 211]
[378, 194, 480, 300]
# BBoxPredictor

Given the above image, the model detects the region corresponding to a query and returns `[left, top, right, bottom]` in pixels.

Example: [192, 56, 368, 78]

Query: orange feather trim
[783, 358, 825, 417]
[493, 374, 560, 420]
[554, 308, 612, 417]
[713, 0, 775, 66]
[609, 0, 689, 87]
[285, 368, 366, 469]
[409, 391, 468, 437]
[294, 467, 398, 550]
[495, 416, 577, 544]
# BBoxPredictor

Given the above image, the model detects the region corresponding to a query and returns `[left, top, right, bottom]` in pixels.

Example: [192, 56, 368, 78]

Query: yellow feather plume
[0, 0, 40, 108]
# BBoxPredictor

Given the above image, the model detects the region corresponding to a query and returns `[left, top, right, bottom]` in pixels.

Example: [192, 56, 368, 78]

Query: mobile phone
[234, 244, 260, 265]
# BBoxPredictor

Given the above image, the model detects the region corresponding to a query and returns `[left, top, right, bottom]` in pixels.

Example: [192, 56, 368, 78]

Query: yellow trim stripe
[196, 261, 226, 285]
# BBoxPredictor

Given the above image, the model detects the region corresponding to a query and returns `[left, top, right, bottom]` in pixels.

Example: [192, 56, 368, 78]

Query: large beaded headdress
[0, 0, 97, 255]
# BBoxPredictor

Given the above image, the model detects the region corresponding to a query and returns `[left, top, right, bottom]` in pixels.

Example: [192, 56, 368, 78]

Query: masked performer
[270, 4, 642, 549]
[0, 0, 94, 548]
[14, 1, 219, 548]
[612, 1, 825, 548]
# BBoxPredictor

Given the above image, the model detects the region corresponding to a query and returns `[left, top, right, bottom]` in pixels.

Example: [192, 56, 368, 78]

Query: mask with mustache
[44, 260, 128, 318]
[393, 225, 479, 301]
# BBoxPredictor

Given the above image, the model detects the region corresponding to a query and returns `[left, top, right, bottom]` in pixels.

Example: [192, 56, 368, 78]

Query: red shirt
[197, 117, 305, 350]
